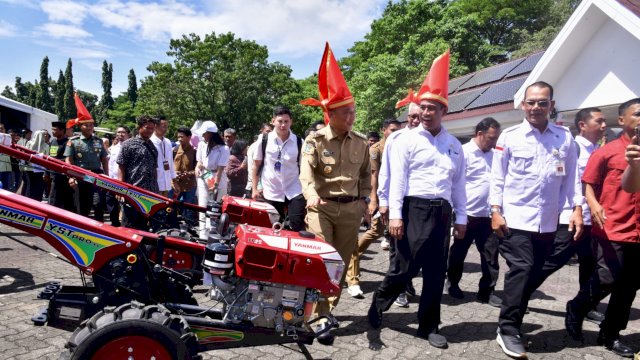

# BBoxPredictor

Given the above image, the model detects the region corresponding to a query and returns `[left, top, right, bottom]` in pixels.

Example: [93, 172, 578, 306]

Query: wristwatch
[361, 196, 371, 204]
[490, 207, 501, 215]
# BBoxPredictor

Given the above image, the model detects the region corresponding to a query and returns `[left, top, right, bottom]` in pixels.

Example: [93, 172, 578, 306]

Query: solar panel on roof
[466, 77, 527, 110]
[447, 88, 486, 113]
[507, 52, 544, 78]
[448, 74, 473, 94]
[457, 60, 521, 91]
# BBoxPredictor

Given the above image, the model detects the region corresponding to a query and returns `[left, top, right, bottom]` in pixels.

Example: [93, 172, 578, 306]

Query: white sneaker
[380, 238, 390, 251]
[394, 293, 409, 307]
[347, 284, 364, 298]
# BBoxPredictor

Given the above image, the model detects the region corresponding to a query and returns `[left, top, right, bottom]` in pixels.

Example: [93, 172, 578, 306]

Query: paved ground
[0, 222, 638, 359]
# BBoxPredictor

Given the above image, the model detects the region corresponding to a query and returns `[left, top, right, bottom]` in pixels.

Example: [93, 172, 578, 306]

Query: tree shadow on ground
[526, 328, 640, 354]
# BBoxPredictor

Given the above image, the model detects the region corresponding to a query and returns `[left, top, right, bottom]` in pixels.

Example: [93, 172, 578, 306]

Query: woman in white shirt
[194, 121, 229, 240]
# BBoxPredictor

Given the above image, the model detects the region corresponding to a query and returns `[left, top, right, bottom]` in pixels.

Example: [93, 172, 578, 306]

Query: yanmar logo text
[293, 241, 321, 251]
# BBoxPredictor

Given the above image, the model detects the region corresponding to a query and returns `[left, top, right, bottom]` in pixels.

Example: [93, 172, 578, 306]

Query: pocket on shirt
[511, 147, 534, 174]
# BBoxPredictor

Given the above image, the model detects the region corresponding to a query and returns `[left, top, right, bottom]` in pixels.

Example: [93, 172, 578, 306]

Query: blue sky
[0, 0, 386, 100]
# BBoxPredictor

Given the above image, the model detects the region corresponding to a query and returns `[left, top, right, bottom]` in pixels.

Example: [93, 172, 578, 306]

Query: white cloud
[0, 20, 17, 37]
[85, 0, 384, 57]
[0, 0, 39, 9]
[40, 0, 89, 25]
[38, 23, 92, 39]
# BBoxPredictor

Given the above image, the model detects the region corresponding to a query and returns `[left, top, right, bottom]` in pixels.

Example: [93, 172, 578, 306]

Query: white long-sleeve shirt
[463, 139, 493, 217]
[388, 126, 467, 224]
[559, 135, 598, 225]
[151, 134, 177, 192]
[108, 142, 121, 179]
[377, 127, 410, 207]
[489, 119, 579, 233]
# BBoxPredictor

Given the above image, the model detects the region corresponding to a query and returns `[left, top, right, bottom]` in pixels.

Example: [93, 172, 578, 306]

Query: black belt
[325, 196, 358, 203]
[426, 199, 445, 206]
[407, 197, 446, 207]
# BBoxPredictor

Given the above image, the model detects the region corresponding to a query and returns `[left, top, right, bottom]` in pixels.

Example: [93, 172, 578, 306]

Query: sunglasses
[524, 99, 550, 108]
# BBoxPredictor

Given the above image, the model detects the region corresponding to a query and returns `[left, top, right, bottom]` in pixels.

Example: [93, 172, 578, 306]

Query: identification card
[554, 160, 566, 176]
[163, 161, 170, 171]
[274, 161, 281, 172]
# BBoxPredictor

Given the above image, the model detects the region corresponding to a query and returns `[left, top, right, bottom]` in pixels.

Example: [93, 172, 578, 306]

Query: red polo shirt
[582, 134, 640, 243]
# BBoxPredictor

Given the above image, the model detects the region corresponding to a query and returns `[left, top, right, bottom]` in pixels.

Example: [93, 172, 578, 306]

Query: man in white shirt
[446, 117, 501, 307]
[251, 106, 305, 231]
[490, 81, 583, 359]
[369, 50, 466, 349]
[151, 116, 177, 197]
[245, 123, 273, 197]
[106, 125, 130, 226]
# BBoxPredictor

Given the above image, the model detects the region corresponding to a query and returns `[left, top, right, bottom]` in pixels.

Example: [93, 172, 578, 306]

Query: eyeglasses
[524, 99, 550, 108]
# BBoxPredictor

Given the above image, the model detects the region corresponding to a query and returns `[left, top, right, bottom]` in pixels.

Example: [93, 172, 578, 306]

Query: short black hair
[136, 115, 156, 128]
[367, 131, 380, 140]
[51, 123, 65, 131]
[157, 115, 167, 122]
[474, 117, 500, 135]
[261, 123, 274, 131]
[619, 98, 640, 116]
[574, 107, 602, 129]
[382, 118, 401, 129]
[273, 106, 292, 117]
[117, 125, 131, 134]
[312, 120, 325, 130]
[176, 126, 191, 137]
[525, 81, 554, 100]
[230, 139, 247, 156]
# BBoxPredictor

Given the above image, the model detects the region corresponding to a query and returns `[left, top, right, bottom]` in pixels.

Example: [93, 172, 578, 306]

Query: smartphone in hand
[635, 125, 640, 145]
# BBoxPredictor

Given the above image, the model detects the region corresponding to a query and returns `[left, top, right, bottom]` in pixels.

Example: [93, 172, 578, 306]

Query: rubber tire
[62, 301, 201, 360]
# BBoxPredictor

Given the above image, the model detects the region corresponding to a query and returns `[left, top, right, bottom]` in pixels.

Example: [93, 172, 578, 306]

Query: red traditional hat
[66, 92, 94, 129]
[396, 49, 450, 109]
[300, 42, 354, 124]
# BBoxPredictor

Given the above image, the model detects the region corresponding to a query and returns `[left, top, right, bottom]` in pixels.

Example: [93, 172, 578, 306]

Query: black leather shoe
[597, 332, 634, 358]
[315, 322, 335, 346]
[368, 304, 383, 330]
[585, 309, 605, 325]
[564, 301, 584, 341]
[477, 293, 502, 308]
[447, 281, 464, 299]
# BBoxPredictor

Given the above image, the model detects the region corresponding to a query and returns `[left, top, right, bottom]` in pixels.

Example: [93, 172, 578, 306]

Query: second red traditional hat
[300, 42, 354, 123]
[66, 92, 94, 129]
[396, 49, 450, 109]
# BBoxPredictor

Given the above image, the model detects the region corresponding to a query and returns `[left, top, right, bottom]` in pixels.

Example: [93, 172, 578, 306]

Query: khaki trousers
[306, 199, 362, 317]
[346, 215, 384, 285]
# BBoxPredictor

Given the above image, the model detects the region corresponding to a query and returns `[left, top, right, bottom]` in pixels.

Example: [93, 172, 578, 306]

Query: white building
[0, 95, 58, 133]
[444, 0, 640, 137]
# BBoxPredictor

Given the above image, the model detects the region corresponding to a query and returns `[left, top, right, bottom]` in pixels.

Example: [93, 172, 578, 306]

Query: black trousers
[49, 175, 76, 212]
[525, 224, 597, 295]
[498, 229, 555, 336]
[570, 235, 624, 319]
[265, 193, 306, 232]
[25, 171, 45, 202]
[447, 216, 499, 296]
[600, 242, 640, 337]
[372, 197, 452, 334]
[122, 204, 149, 231]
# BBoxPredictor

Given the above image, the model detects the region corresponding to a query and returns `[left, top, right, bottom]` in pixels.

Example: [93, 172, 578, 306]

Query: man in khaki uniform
[299, 42, 371, 345]
[346, 118, 401, 299]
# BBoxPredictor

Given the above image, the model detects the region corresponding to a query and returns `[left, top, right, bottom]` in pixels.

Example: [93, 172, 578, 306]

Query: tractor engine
[202, 224, 344, 333]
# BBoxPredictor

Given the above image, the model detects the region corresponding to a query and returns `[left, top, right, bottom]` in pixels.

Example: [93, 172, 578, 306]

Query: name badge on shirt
[553, 160, 566, 176]
[163, 161, 170, 171]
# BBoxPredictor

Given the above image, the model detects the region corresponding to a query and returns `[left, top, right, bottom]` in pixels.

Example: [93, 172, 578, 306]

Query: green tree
[1, 86, 16, 100]
[54, 70, 65, 121]
[36, 56, 53, 112]
[101, 94, 137, 131]
[15, 77, 28, 103]
[136, 32, 300, 138]
[27, 81, 37, 107]
[100, 60, 114, 110]
[64, 59, 76, 119]
[76, 90, 98, 117]
[127, 69, 138, 106]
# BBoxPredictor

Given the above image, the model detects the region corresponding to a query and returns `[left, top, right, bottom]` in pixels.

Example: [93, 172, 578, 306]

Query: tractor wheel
[62, 301, 201, 360]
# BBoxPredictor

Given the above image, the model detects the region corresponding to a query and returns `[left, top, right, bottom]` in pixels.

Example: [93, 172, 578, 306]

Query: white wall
[554, 19, 640, 112]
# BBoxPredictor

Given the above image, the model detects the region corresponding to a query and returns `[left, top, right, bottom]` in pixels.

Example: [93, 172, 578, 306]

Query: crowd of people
[0, 43, 639, 359]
